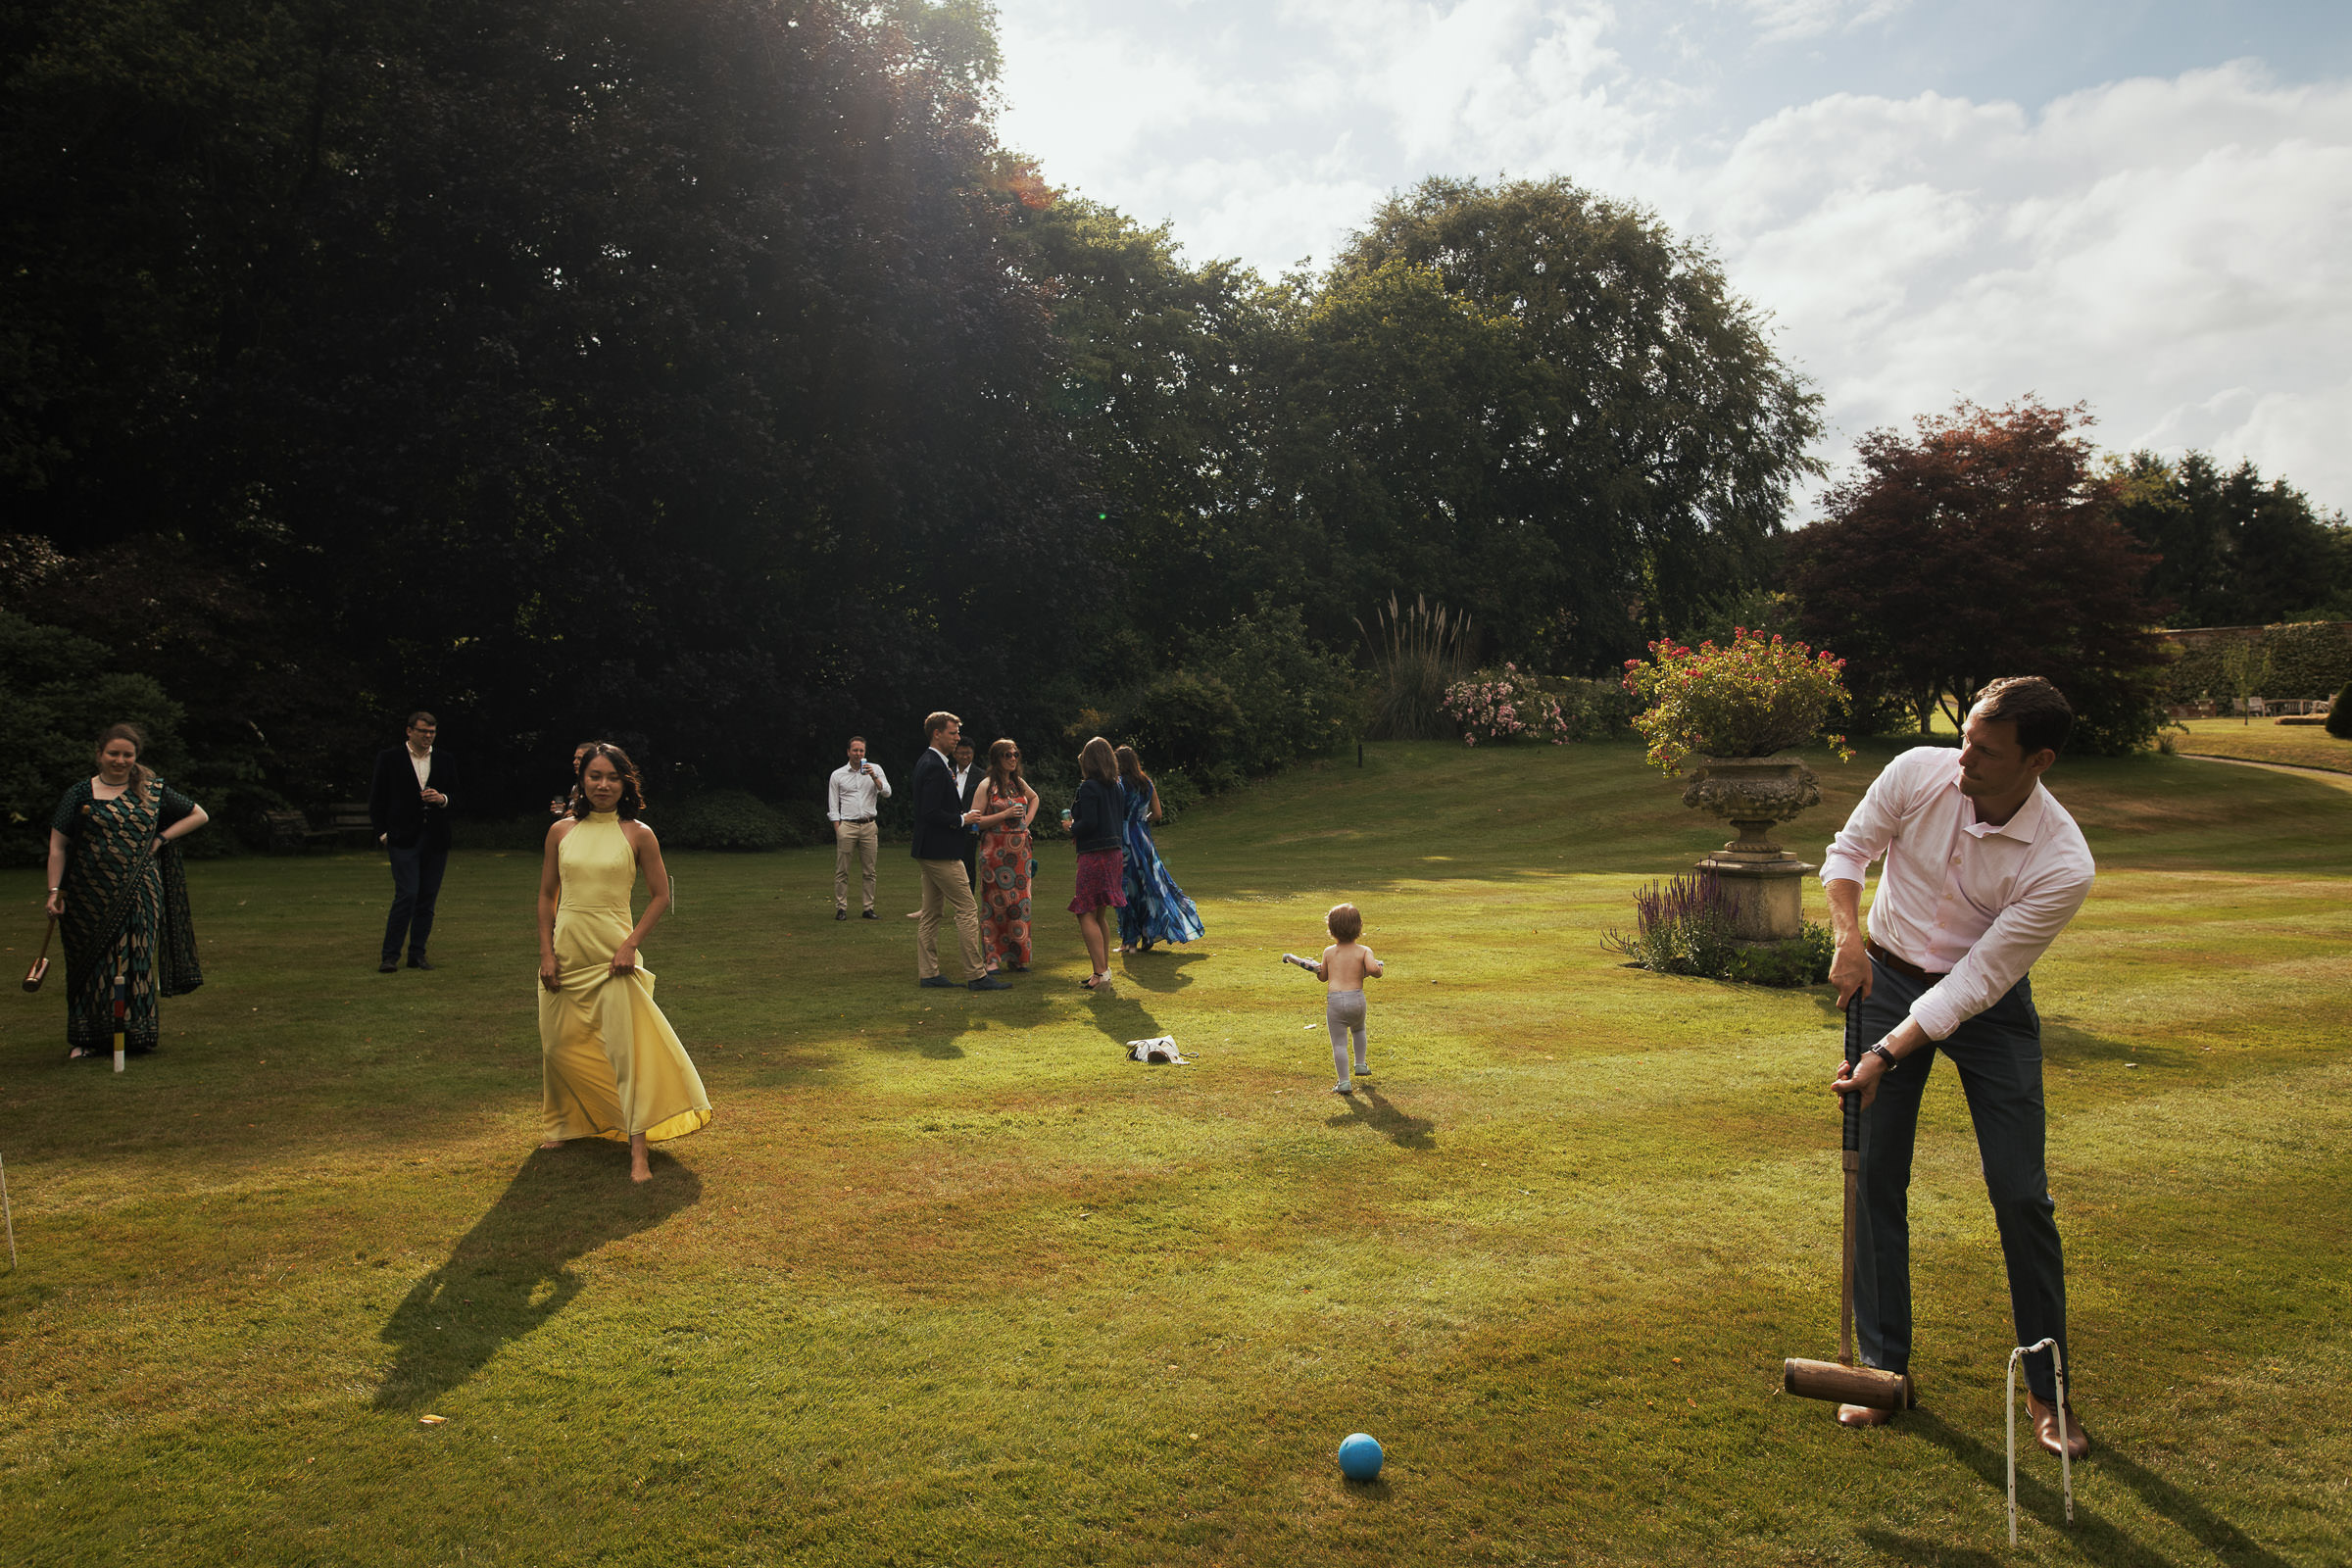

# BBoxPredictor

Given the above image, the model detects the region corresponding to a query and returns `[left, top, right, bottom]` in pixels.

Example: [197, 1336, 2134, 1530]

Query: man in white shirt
[827, 737, 891, 920]
[1820, 676, 2095, 1460]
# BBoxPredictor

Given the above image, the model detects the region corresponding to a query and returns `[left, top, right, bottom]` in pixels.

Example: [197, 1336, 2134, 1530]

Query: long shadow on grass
[1898, 1408, 2295, 1568]
[1114, 949, 1203, 994]
[373, 1144, 701, 1410]
[1081, 986, 1166, 1058]
[1326, 1085, 1437, 1151]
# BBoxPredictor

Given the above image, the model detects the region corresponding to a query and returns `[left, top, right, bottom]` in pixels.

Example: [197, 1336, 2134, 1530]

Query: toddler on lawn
[1314, 903, 1383, 1093]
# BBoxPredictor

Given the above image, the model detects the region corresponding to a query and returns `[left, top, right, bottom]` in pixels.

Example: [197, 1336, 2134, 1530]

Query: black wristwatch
[1864, 1042, 1898, 1070]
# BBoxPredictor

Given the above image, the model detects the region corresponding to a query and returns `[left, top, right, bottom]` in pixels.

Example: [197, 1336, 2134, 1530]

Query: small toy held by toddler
[1310, 903, 1382, 1093]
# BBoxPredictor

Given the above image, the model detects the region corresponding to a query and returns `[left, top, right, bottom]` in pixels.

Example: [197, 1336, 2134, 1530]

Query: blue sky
[994, 1, 2352, 513]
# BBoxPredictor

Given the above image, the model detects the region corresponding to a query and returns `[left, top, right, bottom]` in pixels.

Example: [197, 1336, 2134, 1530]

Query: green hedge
[2165, 621, 2352, 703]
[659, 790, 809, 853]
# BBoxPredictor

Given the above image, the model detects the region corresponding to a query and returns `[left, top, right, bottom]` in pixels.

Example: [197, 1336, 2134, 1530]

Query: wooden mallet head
[1783, 1357, 1913, 1409]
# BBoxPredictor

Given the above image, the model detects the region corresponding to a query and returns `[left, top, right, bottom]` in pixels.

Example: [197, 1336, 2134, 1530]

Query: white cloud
[996, 6, 2352, 511]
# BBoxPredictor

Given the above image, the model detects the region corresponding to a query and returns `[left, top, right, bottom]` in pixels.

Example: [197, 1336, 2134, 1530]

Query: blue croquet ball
[1337, 1432, 1384, 1481]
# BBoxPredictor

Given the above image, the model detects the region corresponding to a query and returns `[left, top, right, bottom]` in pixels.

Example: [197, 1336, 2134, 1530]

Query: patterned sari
[52, 778, 204, 1054]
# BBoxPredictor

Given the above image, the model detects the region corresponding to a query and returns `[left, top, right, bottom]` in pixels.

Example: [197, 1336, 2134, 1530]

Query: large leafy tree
[1293, 176, 1825, 669]
[1788, 399, 2172, 754]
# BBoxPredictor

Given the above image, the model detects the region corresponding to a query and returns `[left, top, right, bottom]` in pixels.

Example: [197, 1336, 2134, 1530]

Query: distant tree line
[2, 1, 2343, 858]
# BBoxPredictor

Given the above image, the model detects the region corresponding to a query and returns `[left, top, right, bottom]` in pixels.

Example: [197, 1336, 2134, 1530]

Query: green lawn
[2173, 717, 2352, 774]
[2, 741, 2346, 1567]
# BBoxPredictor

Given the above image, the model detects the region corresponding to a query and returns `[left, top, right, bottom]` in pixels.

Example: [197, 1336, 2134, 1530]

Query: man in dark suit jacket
[910, 712, 1010, 992]
[952, 740, 983, 889]
[369, 710, 454, 972]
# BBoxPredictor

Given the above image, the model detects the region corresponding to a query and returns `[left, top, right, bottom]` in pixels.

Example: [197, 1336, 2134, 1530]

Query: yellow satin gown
[539, 810, 711, 1144]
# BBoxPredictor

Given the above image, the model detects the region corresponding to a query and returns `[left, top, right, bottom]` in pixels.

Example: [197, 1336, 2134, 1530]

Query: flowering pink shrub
[1621, 628, 1855, 775]
[1442, 663, 1571, 746]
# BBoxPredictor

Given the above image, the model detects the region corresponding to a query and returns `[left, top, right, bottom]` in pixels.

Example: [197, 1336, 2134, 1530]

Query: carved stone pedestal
[1699, 848, 1816, 943]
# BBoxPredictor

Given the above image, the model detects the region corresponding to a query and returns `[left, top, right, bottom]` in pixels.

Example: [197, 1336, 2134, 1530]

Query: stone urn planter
[1680, 755, 1822, 944]
[1622, 627, 1855, 949]
[1679, 755, 1823, 858]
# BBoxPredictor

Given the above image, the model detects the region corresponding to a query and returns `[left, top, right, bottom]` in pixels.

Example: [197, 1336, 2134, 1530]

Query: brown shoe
[1837, 1401, 1898, 1428]
[2027, 1393, 2090, 1459]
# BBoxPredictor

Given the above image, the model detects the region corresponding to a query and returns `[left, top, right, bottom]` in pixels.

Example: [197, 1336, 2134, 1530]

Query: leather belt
[840, 815, 875, 824]
[1866, 938, 1947, 984]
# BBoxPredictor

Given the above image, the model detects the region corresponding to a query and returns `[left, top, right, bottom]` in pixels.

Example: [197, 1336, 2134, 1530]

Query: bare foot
[540, 1139, 564, 1150]
[629, 1132, 652, 1183]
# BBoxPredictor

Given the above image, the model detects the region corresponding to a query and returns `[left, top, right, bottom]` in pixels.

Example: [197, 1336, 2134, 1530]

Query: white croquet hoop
[2005, 1337, 2073, 1545]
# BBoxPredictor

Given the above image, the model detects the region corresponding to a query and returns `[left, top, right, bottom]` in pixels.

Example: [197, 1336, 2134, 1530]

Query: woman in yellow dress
[536, 743, 710, 1181]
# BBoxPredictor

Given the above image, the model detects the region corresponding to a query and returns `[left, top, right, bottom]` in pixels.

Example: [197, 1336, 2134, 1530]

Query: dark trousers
[1855, 956, 2070, 1399]
[383, 841, 449, 963]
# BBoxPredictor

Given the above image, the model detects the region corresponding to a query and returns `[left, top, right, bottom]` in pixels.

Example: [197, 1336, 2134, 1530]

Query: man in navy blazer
[368, 710, 454, 972]
[910, 711, 1010, 991]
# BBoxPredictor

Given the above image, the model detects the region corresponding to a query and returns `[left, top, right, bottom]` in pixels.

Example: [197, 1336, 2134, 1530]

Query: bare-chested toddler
[1313, 903, 1383, 1093]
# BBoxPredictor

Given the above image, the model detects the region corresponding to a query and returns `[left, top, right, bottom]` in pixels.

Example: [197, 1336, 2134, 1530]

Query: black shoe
[918, 975, 957, 988]
[836, 908, 849, 921]
[407, 957, 434, 971]
[860, 908, 878, 919]
[968, 975, 1011, 992]
[378, 960, 399, 973]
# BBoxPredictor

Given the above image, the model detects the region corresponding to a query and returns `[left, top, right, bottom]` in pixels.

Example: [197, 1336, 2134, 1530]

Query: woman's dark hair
[570, 742, 648, 818]
[1113, 745, 1151, 791]
[1077, 736, 1117, 783]
[94, 722, 155, 804]
[1971, 676, 2074, 759]
[987, 738, 1025, 797]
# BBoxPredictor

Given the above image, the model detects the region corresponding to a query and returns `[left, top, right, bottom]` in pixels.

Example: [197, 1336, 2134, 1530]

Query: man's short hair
[407, 710, 438, 729]
[848, 735, 865, 747]
[1971, 677, 2073, 759]
[924, 711, 960, 741]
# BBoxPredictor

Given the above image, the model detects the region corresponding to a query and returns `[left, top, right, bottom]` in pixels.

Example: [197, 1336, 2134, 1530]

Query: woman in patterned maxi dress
[974, 739, 1040, 972]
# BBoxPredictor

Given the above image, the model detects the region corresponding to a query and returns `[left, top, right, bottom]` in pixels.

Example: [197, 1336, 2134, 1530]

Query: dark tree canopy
[2109, 451, 2352, 627]
[4, 0, 1108, 806]
[1789, 400, 2172, 755]
[0, 9, 1852, 840]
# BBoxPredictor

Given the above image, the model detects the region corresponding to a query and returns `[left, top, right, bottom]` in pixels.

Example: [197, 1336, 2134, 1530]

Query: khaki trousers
[834, 820, 879, 911]
[916, 858, 986, 980]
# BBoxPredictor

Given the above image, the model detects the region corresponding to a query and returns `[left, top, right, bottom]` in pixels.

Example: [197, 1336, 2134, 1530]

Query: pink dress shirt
[1819, 746, 2095, 1042]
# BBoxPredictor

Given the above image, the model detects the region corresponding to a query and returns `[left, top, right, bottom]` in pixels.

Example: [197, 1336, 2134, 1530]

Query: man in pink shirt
[1820, 676, 2095, 1459]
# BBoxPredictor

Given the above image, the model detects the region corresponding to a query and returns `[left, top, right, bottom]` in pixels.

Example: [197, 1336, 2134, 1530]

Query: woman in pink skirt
[1063, 735, 1127, 990]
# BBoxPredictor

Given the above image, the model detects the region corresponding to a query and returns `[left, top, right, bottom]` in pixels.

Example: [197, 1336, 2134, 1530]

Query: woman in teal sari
[44, 724, 208, 1058]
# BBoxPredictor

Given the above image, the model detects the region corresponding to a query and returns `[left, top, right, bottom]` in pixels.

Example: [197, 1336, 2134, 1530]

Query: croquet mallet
[1, 1150, 16, 1270]
[112, 970, 127, 1074]
[1782, 1002, 1914, 1411]
[1280, 953, 1320, 974]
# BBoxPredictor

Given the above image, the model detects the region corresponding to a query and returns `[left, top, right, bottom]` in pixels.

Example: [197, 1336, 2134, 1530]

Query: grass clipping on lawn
[1, 741, 2347, 1567]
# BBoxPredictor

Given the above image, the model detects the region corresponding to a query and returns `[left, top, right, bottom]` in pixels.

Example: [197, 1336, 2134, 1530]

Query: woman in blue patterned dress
[1114, 746, 1202, 953]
